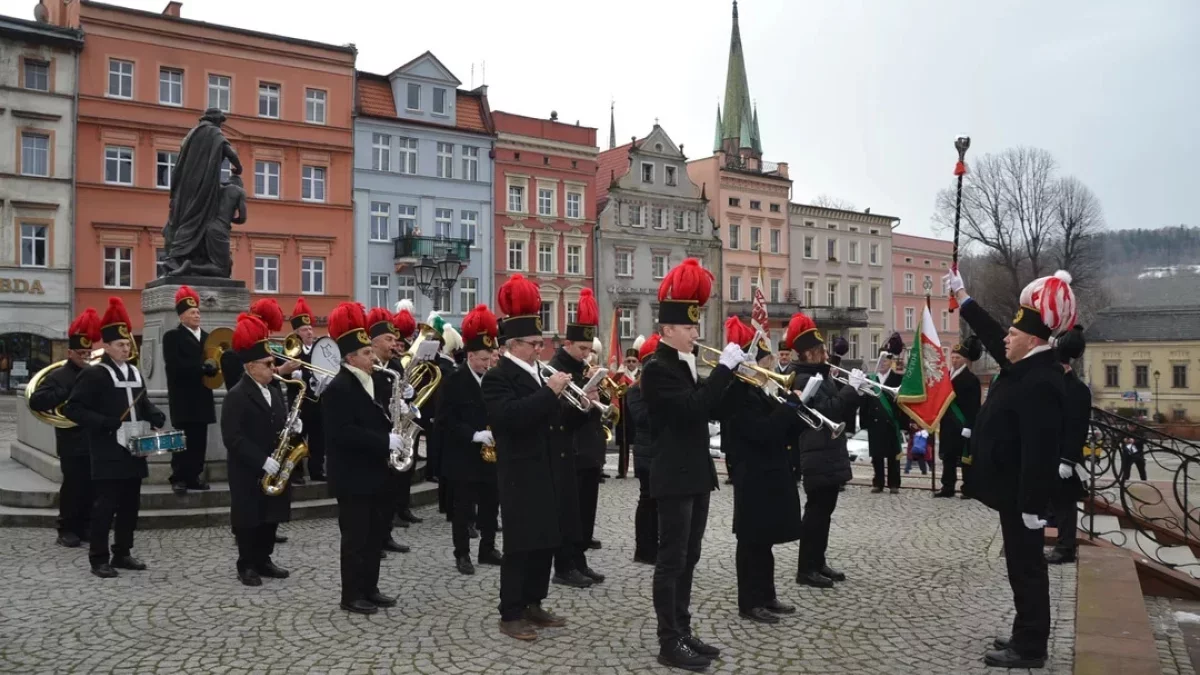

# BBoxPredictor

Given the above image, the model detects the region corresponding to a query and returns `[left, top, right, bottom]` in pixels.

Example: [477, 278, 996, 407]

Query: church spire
[713, 104, 723, 153]
[719, 0, 761, 159]
[608, 100, 616, 150]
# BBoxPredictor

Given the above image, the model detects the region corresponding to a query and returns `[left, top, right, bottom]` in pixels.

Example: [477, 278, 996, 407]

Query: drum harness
[97, 361, 148, 452]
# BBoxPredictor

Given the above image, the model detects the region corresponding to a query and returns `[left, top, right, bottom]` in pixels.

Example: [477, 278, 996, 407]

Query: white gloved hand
[397, 400, 410, 416]
[1058, 462, 1073, 480]
[944, 270, 964, 293]
[473, 430, 495, 446]
[708, 422, 721, 436]
[290, 417, 303, 435]
[961, 428, 972, 439]
[262, 456, 281, 476]
[1021, 513, 1047, 530]
[388, 433, 404, 452]
[848, 368, 869, 393]
[799, 374, 823, 403]
[718, 342, 746, 370]
[402, 383, 416, 400]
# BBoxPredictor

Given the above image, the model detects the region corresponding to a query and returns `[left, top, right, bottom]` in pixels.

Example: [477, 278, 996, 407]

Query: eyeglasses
[515, 339, 544, 350]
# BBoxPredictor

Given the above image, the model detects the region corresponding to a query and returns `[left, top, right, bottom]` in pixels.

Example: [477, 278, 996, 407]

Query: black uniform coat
[939, 367, 981, 460]
[641, 341, 735, 499]
[322, 367, 392, 498]
[859, 371, 905, 460]
[1058, 370, 1092, 500]
[161, 323, 216, 425]
[959, 299, 1065, 514]
[482, 356, 586, 553]
[417, 355, 456, 478]
[63, 355, 166, 481]
[790, 363, 857, 491]
[722, 380, 805, 544]
[220, 349, 244, 392]
[549, 348, 607, 470]
[436, 363, 495, 483]
[221, 376, 292, 528]
[28, 361, 87, 458]
[626, 382, 654, 471]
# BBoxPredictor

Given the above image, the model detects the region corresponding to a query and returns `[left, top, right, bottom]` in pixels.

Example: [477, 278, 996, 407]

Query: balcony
[806, 306, 869, 328]
[393, 235, 471, 274]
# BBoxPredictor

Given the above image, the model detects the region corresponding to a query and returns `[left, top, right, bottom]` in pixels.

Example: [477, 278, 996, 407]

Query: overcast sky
[6, 0, 1196, 239]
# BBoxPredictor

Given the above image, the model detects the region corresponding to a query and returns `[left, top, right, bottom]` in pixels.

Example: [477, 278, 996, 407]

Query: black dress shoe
[983, 647, 1045, 668]
[477, 549, 503, 566]
[763, 598, 796, 614]
[658, 638, 711, 672]
[739, 607, 780, 624]
[185, 481, 211, 491]
[681, 633, 721, 658]
[1046, 549, 1076, 564]
[111, 555, 146, 571]
[795, 571, 834, 588]
[340, 599, 378, 615]
[383, 538, 410, 554]
[633, 554, 656, 565]
[819, 565, 846, 582]
[523, 604, 567, 627]
[579, 566, 606, 583]
[993, 637, 1011, 650]
[456, 557, 476, 575]
[889, 487, 900, 494]
[933, 490, 954, 498]
[870, 486, 883, 494]
[379, 551, 387, 560]
[399, 509, 423, 523]
[392, 515, 410, 528]
[91, 563, 118, 579]
[365, 591, 396, 608]
[56, 532, 82, 548]
[552, 570, 593, 588]
[171, 483, 187, 496]
[256, 560, 290, 579]
[468, 525, 479, 539]
[238, 568, 263, 586]
[588, 538, 602, 550]
[275, 534, 289, 544]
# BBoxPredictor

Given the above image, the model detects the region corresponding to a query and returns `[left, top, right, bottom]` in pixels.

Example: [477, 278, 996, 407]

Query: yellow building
[1086, 306, 1200, 421]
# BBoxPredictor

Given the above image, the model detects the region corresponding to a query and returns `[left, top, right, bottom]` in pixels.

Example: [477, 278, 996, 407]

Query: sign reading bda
[0, 279, 47, 294]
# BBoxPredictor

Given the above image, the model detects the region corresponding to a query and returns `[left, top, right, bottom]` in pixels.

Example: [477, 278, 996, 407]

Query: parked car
[846, 429, 870, 463]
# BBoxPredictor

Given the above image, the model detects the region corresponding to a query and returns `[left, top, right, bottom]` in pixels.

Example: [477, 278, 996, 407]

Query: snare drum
[128, 430, 187, 457]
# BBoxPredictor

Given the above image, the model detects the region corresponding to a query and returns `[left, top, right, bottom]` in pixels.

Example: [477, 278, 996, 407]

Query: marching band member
[481, 274, 578, 641]
[946, 268, 1074, 669]
[438, 303, 503, 575]
[390, 303, 419, 528]
[611, 338, 640, 480]
[775, 340, 793, 374]
[366, 306, 411, 556]
[861, 333, 905, 494]
[64, 297, 166, 578]
[220, 313, 294, 586]
[290, 297, 325, 482]
[219, 298, 287, 392]
[29, 308, 101, 548]
[425, 311, 464, 521]
[627, 334, 660, 564]
[936, 336, 982, 498]
[322, 303, 400, 615]
[786, 312, 865, 590]
[1047, 326, 1090, 565]
[162, 286, 215, 496]
[720, 317, 806, 625]
[641, 259, 740, 671]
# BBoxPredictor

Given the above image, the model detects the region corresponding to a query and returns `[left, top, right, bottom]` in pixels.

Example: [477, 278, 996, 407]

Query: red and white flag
[606, 305, 622, 373]
[751, 284, 771, 350]
[897, 305, 956, 431]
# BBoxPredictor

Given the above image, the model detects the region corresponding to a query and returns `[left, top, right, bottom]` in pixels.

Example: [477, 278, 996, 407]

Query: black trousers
[798, 485, 839, 574]
[653, 492, 710, 643]
[453, 480, 498, 559]
[999, 511, 1051, 657]
[941, 451, 959, 494]
[336, 492, 389, 604]
[233, 522, 278, 572]
[395, 467, 413, 513]
[89, 477, 141, 566]
[1050, 488, 1078, 553]
[555, 466, 601, 574]
[499, 548, 553, 621]
[1120, 450, 1147, 482]
[295, 406, 325, 479]
[58, 454, 93, 537]
[169, 423, 209, 485]
[634, 461, 658, 561]
[872, 456, 901, 489]
[736, 539, 777, 612]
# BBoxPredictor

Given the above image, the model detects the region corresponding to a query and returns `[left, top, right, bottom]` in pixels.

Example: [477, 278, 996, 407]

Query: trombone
[826, 363, 901, 399]
[537, 361, 610, 416]
[268, 333, 304, 359]
[694, 342, 795, 390]
[266, 344, 338, 380]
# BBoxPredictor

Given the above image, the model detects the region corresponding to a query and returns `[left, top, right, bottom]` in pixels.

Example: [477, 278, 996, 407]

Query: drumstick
[119, 391, 146, 422]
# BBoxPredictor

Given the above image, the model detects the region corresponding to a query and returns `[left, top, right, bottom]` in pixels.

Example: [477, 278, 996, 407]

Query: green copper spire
[719, 0, 761, 158]
[752, 105, 762, 154]
[713, 104, 723, 152]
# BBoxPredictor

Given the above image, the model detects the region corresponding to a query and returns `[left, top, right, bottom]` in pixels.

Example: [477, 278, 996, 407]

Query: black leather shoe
[634, 554, 656, 565]
[984, 647, 1045, 668]
[763, 598, 796, 614]
[467, 525, 479, 539]
[1046, 549, 1076, 564]
[274, 534, 289, 544]
[552, 570, 593, 588]
[588, 538, 602, 550]
[870, 486, 883, 494]
[56, 532, 82, 548]
[379, 551, 387, 560]
[933, 490, 954, 498]
[171, 482, 187, 496]
[657, 638, 711, 672]
[185, 481, 211, 491]
[238, 568, 262, 586]
[820, 565, 846, 582]
[739, 607, 780, 624]
[340, 599, 378, 615]
[523, 604, 566, 627]
[365, 591, 396, 608]
[383, 538, 410, 554]
[579, 566, 606, 584]
[993, 637, 1011, 650]
[399, 509, 423, 524]
[889, 487, 900, 494]
[256, 560, 290, 579]
[681, 633, 721, 658]
[91, 563, 118, 579]
[111, 555, 146, 571]
[456, 557, 476, 575]
[477, 549, 503, 566]
[795, 571, 834, 588]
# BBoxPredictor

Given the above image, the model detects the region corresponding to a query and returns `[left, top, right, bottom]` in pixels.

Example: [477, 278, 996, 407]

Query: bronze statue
[163, 108, 244, 278]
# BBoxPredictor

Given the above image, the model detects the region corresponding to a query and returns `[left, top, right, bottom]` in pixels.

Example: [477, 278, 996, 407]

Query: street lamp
[413, 247, 465, 303]
[1154, 369, 1161, 419]
[413, 255, 438, 297]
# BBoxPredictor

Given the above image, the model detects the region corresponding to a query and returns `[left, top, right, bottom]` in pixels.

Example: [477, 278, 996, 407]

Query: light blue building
[353, 52, 495, 324]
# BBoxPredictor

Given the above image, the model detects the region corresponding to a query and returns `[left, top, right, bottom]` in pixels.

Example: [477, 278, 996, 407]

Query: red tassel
[954, 161, 967, 177]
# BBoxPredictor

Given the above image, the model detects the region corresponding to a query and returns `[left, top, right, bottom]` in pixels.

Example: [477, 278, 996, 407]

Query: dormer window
[406, 83, 421, 111]
[665, 166, 677, 186]
[641, 162, 654, 184]
[433, 88, 447, 115]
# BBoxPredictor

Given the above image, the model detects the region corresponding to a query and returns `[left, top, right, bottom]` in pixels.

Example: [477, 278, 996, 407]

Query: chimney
[549, 110, 558, 122]
[776, 161, 789, 179]
[162, 1, 182, 17]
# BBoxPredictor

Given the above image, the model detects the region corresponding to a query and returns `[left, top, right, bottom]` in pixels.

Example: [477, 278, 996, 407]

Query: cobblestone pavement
[1148, 597, 1200, 675]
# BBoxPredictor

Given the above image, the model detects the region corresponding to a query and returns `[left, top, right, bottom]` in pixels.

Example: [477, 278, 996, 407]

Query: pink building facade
[891, 233, 958, 350]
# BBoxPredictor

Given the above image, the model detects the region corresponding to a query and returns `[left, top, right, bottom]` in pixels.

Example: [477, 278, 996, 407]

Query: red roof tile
[355, 72, 494, 136]
[595, 142, 634, 203]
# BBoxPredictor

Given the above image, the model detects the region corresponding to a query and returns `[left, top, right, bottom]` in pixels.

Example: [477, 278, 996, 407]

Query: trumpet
[537, 361, 609, 416]
[694, 342, 796, 390]
[766, 389, 845, 438]
[826, 363, 900, 398]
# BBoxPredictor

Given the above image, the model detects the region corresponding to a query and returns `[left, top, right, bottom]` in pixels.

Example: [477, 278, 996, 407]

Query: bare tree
[811, 194, 857, 211]
[1052, 176, 1105, 290]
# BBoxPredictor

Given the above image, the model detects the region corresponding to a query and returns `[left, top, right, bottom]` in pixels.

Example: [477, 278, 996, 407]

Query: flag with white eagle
[897, 305, 956, 432]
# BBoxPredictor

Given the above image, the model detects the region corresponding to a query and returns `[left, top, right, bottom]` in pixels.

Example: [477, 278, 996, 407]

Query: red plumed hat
[785, 312, 824, 354]
[392, 307, 416, 339]
[461, 304, 499, 352]
[724, 315, 756, 351]
[249, 298, 284, 333]
[99, 296, 133, 344]
[566, 288, 600, 341]
[174, 285, 200, 315]
[638, 333, 661, 362]
[329, 302, 369, 355]
[68, 308, 102, 350]
[657, 258, 712, 325]
[497, 273, 542, 340]
[291, 297, 314, 330]
[232, 312, 272, 364]
[366, 307, 394, 340]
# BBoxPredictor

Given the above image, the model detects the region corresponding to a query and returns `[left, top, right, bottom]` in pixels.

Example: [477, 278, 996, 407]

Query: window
[566, 302, 578, 325]
[770, 278, 781, 303]
[828, 223, 838, 230]
[674, 210, 685, 231]
[304, 165, 328, 201]
[870, 227, 880, 235]
[566, 244, 582, 275]
[398, 137, 418, 174]
[849, 284, 860, 308]
[369, 274, 389, 308]
[749, 200, 761, 210]
[298, 88, 327, 125]
[750, 277, 760, 297]
[23, 58, 49, 91]
[770, 229, 781, 254]
[253, 255, 279, 292]
[539, 302, 555, 334]
[462, 146, 479, 181]
[653, 207, 666, 230]
[459, 277, 478, 309]
[903, 272, 914, 294]
[827, 237, 838, 261]
[803, 235, 815, 259]
[641, 162, 654, 183]
[665, 166, 677, 186]
[803, 280, 815, 306]
[850, 332, 860, 360]
[1174, 409, 1187, 422]
[435, 209, 453, 239]
[941, 310, 949, 332]
[398, 205, 417, 236]
[629, 205, 643, 227]
[436, 142, 454, 178]
[729, 224, 740, 250]
[1135, 365, 1149, 389]
[508, 185, 525, 213]
[849, 241, 860, 263]
[155, 151, 177, 189]
[103, 246, 132, 288]
[255, 161, 281, 198]
[108, 59, 133, 98]
[20, 133, 50, 177]
[432, 87, 447, 115]
[406, 83, 421, 111]
[155, 248, 168, 279]
[870, 284, 880, 311]
[1105, 365, 1119, 388]
[159, 68, 183, 106]
[769, 203, 781, 213]
[729, 276, 741, 302]
[1174, 365, 1188, 389]
[566, 192, 582, 219]
[507, 239, 525, 271]
[804, 220, 815, 228]
[19, 224, 48, 267]
[870, 333, 880, 356]
[615, 250, 632, 277]
[617, 307, 635, 339]
[104, 146, 133, 185]
[370, 202, 391, 241]
[220, 158, 232, 182]
[371, 133, 390, 171]
[827, 281, 839, 306]
[398, 275, 416, 302]
[651, 253, 668, 280]
[460, 211, 478, 245]
[258, 82, 280, 118]
[750, 226, 761, 251]
[537, 188, 554, 216]
[869, 242, 880, 265]
[301, 257, 325, 294]
[432, 287, 452, 313]
[904, 307, 915, 331]
[207, 74, 231, 112]
[728, 197, 740, 207]
[537, 241, 554, 273]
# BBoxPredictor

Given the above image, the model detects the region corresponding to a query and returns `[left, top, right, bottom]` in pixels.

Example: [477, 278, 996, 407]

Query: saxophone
[262, 375, 308, 496]
[481, 426, 496, 463]
[388, 360, 442, 472]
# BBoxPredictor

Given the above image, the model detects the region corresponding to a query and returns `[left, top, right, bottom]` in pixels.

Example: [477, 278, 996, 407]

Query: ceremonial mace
[948, 135, 970, 313]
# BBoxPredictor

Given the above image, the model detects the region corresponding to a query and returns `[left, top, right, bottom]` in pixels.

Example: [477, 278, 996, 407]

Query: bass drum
[308, 336, 341, 396]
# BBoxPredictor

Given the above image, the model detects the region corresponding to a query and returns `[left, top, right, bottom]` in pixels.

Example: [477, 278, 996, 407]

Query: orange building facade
[48, 0, 356, 330]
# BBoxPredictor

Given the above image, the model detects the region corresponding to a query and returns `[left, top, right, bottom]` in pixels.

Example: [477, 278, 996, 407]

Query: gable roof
[387, 50, 461, 86]
[1087, 306, 1200, 342]
[595, 142, 634, 204]
[355, 72, 493, 136]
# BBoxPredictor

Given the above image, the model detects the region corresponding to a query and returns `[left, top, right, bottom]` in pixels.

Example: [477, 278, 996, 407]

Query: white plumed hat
[1016, 270, 1078, 338]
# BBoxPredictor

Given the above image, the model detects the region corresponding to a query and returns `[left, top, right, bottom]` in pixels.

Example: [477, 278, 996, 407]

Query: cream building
[1086, 306, 1200, 421]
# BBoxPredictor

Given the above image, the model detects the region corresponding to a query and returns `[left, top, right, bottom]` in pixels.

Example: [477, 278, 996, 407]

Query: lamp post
[414, 247, 465, 311]
[1154, 369, 1161, 419]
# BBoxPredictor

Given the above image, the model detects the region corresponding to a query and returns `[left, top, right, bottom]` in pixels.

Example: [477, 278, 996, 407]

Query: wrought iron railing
[392, 235, 472, 262]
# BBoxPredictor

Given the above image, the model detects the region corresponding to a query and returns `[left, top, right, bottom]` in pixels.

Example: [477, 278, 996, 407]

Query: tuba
[262, 375, 309, 496]
[25, 347, 107, 428]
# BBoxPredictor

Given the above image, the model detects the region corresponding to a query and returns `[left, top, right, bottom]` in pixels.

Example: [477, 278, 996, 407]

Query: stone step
[1079, 512, 1123, 538]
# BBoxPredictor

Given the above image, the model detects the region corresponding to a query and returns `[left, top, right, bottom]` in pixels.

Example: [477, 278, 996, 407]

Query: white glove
[402, 383, 415, 400]
[262, 457, 281, 476]
[847, 368, 869, 393]
[943, 270, 964, 293]
[397, 400, 410, 416]
[473, 430, 495, 446]
[389, 433, 404, 452]
[1021, 513, 1046, 530]
[961, 428, 972, 439]
[800, 374, 823, 403]
[718, 342, 746, 370]
[708, 422, 721, 436]
[1058, 462, 1073, 480]
[289, 417, 303, 435]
